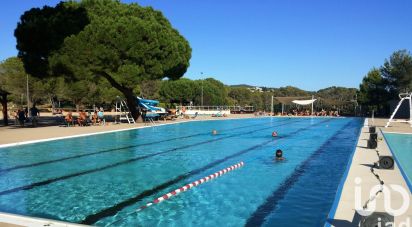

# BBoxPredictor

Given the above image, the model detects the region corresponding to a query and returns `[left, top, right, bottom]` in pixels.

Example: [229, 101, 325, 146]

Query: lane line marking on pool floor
[80, 118, 334, 225]
[107, 162, 244, 226]
[323, 118, 364, 227]
[0, 120, 303, 197]
[139, 162, 244, 211]
[0, 116, 338, 149]
[0, 120, 277, 174]
[245, 119, 356, 227]
[0, 116, 272, 149]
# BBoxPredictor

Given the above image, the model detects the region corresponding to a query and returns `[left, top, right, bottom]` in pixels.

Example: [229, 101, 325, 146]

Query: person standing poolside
[24, 107, 28, 122]
[97, 107, 105, 125]
[12, 110, 18, 125]
[91, 110, 98, 125]
[17, 108, 26, 127]
[30, 104, 40, 127]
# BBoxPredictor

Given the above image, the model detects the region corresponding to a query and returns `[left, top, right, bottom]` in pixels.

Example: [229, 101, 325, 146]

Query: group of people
[314, 109, 340, 117]
[64, 107, 105, 127]
[276, 109, 340, 117]
[13, 105, 40, 127]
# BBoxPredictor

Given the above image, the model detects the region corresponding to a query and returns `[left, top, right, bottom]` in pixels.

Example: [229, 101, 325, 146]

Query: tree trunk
[100, 71, 140, 120]
[50, 97, 55, 113]
[124, 89, 140, 121]
[0, 93, 9, 126]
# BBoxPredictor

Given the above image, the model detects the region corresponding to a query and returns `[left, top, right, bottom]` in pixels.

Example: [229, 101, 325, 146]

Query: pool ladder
[146, 118, 157, 126]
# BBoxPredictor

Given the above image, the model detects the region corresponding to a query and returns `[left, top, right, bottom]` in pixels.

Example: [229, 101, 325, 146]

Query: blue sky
[1, 0, 411, 90]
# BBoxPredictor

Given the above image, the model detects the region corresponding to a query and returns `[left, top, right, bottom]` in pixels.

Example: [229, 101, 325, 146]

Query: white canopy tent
[292, 99, 317, 105]
[274, 96, 318, 115]
[292, 96, 317, 115]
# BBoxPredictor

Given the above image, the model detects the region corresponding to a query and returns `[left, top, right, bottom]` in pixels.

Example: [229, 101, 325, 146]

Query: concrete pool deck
[327, 118, 412, 227]
[0, 212, 88, 227]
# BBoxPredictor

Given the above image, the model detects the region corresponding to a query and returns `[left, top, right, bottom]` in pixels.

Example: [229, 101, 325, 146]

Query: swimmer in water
[275, 149, 285, 161]
[212, 130, 217, 135]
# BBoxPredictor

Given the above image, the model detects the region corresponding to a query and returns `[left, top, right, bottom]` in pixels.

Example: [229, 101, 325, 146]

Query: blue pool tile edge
[323, 118, 364, 227]
[381, 130, 412, 193]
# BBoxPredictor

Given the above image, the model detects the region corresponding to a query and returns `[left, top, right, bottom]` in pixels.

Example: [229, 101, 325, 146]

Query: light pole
[311, 95, 314, 116]
[26, 74, 30, 117]
[201, 72, 204, 107]
[270, 95, 274, 116]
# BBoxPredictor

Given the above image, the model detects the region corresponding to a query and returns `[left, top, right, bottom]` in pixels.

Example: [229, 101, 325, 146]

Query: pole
[282, 103, 284, 115]
[201, 72, 204, 107]
[201, 80, 203, 106]
[408, 94, 411, 126]
[355, 93, 358, 117]
[26, 74, 30, 117]
[270, 96, 274, 116]
[311, 95, 314, 116]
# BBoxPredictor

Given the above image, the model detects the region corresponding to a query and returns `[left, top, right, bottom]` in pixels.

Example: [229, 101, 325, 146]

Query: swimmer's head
[212, 130, 217, 135]
[275, 149, 283, 158]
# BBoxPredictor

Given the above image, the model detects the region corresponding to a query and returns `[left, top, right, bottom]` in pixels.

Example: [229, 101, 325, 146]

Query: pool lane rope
[137, 161, 244, 212]
[107, 161, 244, 226]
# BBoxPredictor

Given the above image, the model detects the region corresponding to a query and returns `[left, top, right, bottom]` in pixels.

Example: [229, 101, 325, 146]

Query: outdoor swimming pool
[0, 117, 362, 226]
[383, 132, 412, 192]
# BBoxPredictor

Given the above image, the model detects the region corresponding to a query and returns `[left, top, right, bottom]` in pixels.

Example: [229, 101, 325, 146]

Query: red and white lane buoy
[136, 161, 245, 212]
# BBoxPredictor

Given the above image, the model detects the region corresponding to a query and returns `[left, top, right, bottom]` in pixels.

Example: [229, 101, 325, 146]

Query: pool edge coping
[323, 118, 364, 227]
[0, 211, 89, 227]
[383, 131, 412, 135]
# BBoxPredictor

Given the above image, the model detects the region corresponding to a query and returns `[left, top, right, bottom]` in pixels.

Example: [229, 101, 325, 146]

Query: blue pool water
[383, 133, 412, 191]
[0, 117, 362, 226]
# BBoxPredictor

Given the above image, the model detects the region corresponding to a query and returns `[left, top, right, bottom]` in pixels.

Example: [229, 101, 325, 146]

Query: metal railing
[176, 106, 254, 112]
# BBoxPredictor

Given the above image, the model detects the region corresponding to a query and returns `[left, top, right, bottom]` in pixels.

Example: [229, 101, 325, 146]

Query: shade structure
[274, 96, 317, 115]
[292, 99, 316, 105]
[274, 96, 312, 105]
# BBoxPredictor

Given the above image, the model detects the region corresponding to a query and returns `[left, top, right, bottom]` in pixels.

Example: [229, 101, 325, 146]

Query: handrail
[398, 92, 412, 99]
[175, 105, 254, 111]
